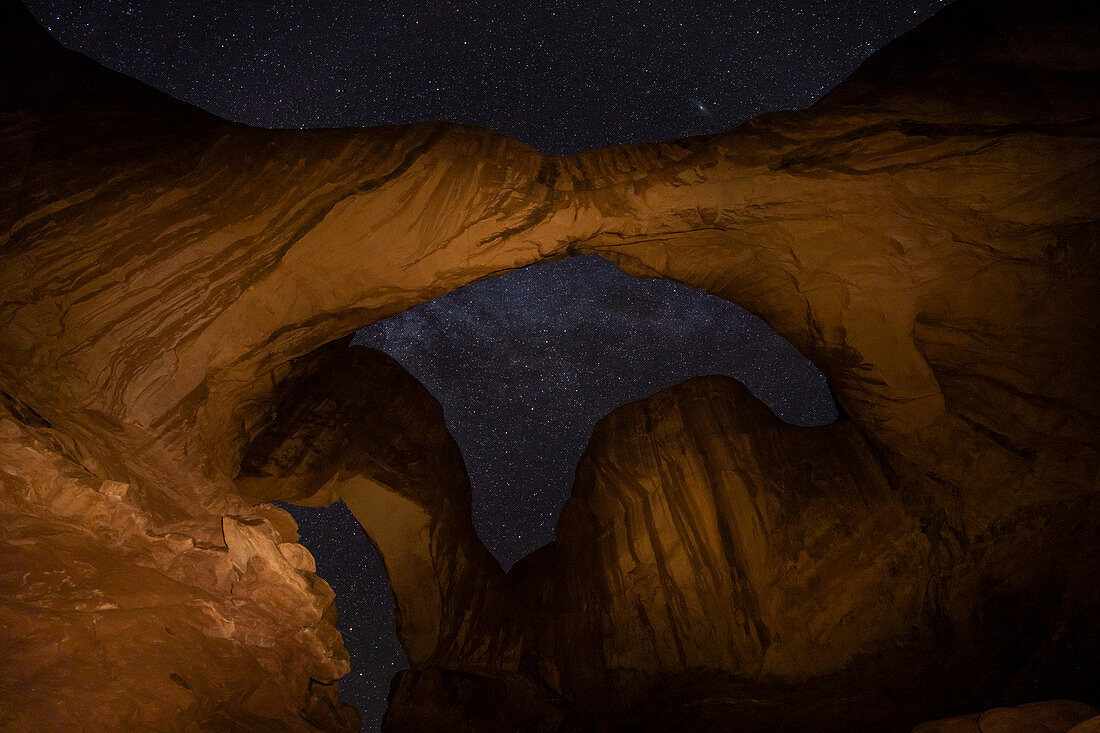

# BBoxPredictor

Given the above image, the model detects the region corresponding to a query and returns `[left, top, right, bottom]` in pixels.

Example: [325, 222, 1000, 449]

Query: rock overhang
[1, 0, 1098, 728]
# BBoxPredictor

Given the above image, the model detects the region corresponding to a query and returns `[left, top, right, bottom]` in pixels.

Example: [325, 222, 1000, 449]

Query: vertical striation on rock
[0, 0, 1097, 728]
[540, 377, 926, 681]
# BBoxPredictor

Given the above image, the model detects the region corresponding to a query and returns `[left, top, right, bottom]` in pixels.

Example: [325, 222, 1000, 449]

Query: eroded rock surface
[540, 377, 927, 684]
[0, 395, 357, 731]
[235, 343, 527, 671]
[0, 0, 1097, 729]
[913, 700, 1099, 733]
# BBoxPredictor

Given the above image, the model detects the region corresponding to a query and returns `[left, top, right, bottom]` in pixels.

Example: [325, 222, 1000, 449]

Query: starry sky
[25, 0, 953, 729]
[27, 0, 950, 154]
[354, 256, 839, 568]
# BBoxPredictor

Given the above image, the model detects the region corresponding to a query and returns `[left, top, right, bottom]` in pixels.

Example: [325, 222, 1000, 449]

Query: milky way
[26, 1, 954, 728]
[287, 254, 838, 726]
[28, 0, 951, 155]
[354, 255, 838, 569]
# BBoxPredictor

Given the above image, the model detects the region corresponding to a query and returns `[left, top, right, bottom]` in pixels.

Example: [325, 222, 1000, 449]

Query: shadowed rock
[0, 0, 1097, 729]
[912, 700, 1099, 733]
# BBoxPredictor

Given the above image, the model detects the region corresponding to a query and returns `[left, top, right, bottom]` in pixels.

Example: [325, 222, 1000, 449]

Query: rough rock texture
[912, 700, 1099, 733]
[508, 378, 1097, 731]
[539, 377, 927, 684]
[0, 395, 358, 731]
[1, 0, 1098, 729]
[235, 342, 530, 672]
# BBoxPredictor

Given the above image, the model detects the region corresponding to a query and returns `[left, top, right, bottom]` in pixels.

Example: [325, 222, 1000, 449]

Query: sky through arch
[352, 254, 837, 567]
[284, 253, 839, 728]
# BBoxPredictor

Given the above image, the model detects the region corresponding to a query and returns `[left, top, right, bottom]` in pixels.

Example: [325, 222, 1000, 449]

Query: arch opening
[264, 253, 840, 729]
[353, 253, 838, 567]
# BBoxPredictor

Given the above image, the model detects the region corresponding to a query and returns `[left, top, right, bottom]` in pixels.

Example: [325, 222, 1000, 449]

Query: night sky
[26, 0, 953, 729]
[354, 256, 839, 568]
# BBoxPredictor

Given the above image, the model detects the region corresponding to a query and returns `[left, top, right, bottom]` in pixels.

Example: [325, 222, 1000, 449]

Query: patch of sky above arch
[352, 253, 838, 569]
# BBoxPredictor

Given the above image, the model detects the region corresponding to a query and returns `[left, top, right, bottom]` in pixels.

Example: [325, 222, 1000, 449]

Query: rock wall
[235, 342, 524, 672]
[0, 394, 357, 731]
[543, 377, 927, 682]
[0, 0, 1097, 729]
[510, 377, 1098, 731]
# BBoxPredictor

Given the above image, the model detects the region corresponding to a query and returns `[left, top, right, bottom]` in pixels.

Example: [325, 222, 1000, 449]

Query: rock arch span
[0, 0, 1097, 729]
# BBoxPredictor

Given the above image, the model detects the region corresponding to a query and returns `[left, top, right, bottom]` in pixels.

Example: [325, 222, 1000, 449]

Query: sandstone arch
[1, 0, 1098, 729]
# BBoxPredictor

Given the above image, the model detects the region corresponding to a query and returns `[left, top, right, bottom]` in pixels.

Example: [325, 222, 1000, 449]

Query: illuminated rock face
[545, 377, 923, 679]
[0, 398, 358, 731]
[0, 0, 1097, 730]
[236, 341, 520, 672]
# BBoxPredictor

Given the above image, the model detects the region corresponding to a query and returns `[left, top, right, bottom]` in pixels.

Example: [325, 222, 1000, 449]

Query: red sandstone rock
[912, 700, 1099, 733]
[0, 396, 358, 730]
[0, 0, 1097, 729]
[236, 342, 523, 671]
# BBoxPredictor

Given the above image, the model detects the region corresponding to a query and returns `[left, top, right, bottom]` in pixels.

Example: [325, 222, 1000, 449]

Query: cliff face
[0, 395, 357, 731]
[0, 0, 1097, 729]
[509, 377, 1098, 731]
[546, 377, 925, 681]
